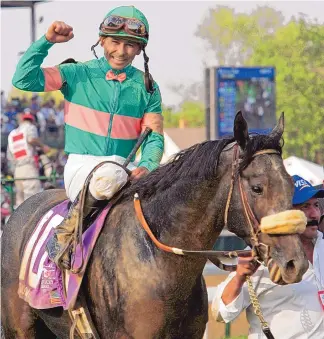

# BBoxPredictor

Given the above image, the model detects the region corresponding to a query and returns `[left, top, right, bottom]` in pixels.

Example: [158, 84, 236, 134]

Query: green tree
[168, 5, 284, 123]
[177, 101, 205, 127]
[162, 102, 205, 128]
[247, 18, 324, 162]
[195, 5, 284, 65]
[162, 104, 180, 128]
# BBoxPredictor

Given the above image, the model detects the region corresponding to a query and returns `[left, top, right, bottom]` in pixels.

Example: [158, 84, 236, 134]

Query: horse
[1, 112, 308, 339]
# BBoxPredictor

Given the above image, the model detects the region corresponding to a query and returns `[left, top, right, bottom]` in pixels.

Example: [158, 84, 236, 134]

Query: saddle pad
[18, 200, 111, 310]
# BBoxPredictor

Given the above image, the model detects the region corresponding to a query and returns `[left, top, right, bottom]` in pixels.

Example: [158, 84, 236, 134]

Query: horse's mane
[122, 133, 283, 200]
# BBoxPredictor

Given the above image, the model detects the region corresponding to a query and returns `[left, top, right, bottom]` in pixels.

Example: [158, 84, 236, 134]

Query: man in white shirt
[211, 175, 324, 339]
[7, 112, 50, 207]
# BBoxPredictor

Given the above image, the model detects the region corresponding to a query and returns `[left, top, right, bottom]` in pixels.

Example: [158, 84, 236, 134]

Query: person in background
[30, 93, 40, 112]
[3, 103, 18, 130]
[211, 175, 324, 339]
[7, 112, 50, 207]
[318, 191, 324, 236]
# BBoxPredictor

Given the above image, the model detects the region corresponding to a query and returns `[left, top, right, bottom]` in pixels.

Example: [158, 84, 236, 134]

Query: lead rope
[246, 276, 275, 339]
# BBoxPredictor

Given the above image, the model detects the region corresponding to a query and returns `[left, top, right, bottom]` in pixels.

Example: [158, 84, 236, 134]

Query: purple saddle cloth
[18, 199, 111, 310]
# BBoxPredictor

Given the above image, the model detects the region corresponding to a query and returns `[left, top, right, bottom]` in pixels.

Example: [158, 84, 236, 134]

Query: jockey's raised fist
[45, 21, 74, 43]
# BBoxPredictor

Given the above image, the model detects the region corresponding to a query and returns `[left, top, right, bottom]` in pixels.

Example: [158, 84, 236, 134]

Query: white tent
[160, 132, 180, 164]
[284, 156, 323, 186]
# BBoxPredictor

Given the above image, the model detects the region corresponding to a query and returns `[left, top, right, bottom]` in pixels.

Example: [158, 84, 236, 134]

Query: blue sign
[216, 67, 276, 137]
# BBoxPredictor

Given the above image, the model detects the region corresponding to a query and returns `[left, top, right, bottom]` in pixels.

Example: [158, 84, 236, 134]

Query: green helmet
[99, 6, 149, 46]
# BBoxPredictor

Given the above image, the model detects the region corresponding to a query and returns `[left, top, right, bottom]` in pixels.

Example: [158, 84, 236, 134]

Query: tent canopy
[284, 156, 323, 186]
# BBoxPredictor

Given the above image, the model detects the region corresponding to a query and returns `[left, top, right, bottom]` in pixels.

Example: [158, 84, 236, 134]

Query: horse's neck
[143, 179, 227, 253]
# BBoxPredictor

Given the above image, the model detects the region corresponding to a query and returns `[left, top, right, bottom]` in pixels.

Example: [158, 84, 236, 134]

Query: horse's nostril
[285, 260, 296, 275]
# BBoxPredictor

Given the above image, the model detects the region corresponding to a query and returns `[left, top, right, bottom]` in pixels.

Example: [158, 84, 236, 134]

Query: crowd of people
[1, 91, 64, 139]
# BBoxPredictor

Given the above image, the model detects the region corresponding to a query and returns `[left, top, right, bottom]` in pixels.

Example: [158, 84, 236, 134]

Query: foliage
[194, 6, 323, 162]
[195, 5, 284, 65]
[162, 101, 205, 128]
[247, 17, 324, 162]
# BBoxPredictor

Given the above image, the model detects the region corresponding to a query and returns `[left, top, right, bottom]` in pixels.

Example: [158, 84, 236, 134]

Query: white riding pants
[64, 154, 136, 202]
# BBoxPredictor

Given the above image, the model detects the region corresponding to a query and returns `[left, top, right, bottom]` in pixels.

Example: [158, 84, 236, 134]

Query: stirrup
[55, 241, 73, 270]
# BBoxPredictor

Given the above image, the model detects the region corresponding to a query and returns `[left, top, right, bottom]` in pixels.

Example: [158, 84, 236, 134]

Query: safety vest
[8, 124, 35, 165]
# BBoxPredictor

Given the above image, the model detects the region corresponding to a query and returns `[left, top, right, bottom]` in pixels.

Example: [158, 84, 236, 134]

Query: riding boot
[46, 191, 104, 270]
[46, 193, 81, 270]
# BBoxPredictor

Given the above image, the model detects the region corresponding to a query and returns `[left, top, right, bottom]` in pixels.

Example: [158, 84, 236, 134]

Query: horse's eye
[252, 185, 263, 194]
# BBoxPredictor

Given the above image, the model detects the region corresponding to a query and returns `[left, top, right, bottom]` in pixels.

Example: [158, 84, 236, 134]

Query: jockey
[12, 5, 164, 270]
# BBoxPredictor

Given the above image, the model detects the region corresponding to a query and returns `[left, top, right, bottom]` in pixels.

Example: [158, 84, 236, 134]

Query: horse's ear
[269, 112, 284, 141]
[234, 111, 250, 150]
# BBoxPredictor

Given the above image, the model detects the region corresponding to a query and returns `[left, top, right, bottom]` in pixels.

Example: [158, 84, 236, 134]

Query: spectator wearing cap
[211, 175, 324, 339]
[7, 112, 50, 207]
[314, 185, 324, 236]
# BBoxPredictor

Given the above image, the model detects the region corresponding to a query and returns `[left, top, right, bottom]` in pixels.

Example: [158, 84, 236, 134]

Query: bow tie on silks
[106, 70, 126, 83]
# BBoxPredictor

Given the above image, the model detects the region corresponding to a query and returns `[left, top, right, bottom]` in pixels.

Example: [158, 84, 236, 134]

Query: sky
[1, 0, 324, 106]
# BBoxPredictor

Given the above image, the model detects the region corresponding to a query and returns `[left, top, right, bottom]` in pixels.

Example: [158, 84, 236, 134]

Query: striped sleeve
[138, 131, 164, 172]
[12, 35, 64, 92]
[138, 83, 164, 171]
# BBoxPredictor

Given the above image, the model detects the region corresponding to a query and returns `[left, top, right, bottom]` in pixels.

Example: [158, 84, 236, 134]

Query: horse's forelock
[238, 133, 283, 172]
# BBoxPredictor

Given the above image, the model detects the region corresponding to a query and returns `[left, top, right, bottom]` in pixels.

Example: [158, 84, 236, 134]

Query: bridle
[134, 143, 281, 271]
[224, 144, 280, 266]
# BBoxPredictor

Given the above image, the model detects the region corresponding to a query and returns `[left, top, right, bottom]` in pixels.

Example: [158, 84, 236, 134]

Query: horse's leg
[1, 284, 59, 339]
[178, 275, 209, 339]
[1, 282, 54, 339]
[1, 189, 67, 339]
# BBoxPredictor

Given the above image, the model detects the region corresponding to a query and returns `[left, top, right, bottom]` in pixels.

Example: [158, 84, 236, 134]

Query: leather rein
[134, 144, 281, 272]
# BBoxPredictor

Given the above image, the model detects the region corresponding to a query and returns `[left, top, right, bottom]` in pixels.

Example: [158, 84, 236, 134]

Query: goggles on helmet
[100, 15, 148, 38]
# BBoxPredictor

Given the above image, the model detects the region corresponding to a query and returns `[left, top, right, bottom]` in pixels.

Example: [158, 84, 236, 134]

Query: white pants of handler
[14, 163, 42, 207]
[64, 154, 136, 202]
